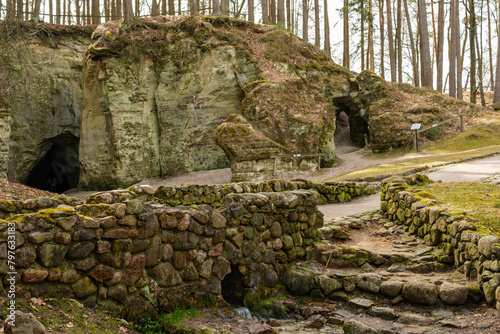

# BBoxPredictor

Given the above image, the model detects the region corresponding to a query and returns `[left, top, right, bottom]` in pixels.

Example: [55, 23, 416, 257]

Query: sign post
[411, 123, 422, 152]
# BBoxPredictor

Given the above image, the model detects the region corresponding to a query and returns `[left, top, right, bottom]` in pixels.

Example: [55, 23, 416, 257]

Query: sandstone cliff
[0, 18, 472, 191]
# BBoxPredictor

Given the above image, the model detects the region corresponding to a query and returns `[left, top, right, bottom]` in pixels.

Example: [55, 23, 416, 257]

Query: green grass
[134, 306, 200, 334]
[420, 182, 500, 234]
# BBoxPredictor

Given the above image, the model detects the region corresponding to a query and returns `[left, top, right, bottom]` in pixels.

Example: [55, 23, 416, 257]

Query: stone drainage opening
[221, 264, 245, 305]
[26, 134, 79, 193]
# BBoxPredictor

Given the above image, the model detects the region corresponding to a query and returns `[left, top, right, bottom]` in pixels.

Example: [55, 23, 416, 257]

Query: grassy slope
[327, 109, 500, 181]
[418, 182, 500, 234]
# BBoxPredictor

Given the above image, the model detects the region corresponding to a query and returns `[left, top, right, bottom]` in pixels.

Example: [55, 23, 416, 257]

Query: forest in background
[1, 0, 500, 104]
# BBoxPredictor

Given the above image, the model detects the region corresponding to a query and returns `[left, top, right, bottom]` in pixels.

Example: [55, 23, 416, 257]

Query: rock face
[0, 24, 90, 189]
[215, 115, 292, 181]
[0, 19, 472, 190]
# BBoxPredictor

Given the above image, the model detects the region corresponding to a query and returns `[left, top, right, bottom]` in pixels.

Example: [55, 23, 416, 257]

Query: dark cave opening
[26, 134, 80, 193]
[221, 265, 246, 305]
[334, 101, 370, 149]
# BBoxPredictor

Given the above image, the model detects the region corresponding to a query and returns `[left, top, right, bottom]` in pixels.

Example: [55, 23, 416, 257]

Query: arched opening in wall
[26, 134, 79, 193]
[221, 264, 245, 305]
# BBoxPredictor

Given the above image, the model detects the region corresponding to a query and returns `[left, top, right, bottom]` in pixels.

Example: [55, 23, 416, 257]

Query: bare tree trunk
[361, 0, 365, 71]
[116, 0, 121, 18]
[77, 0, 81, 23]
[16, 0, 22, 20]
[494, 0, 500, 102]
[104, 0, 110, 20]
[286, 0, 291, 30]
[436, 0, 444, 92]
[343, 0, 349, 70]
[57, 0, 61, 23]
[50, 0, 54, 22]
[261, 0, 268, 23]
[190, 0, 198, 15]
[68, 0, 72, 23]
[324, 0, 330, 57]
[248, 0, 254, 21]
[63, 0, 67, 23]
[368, 0, 374, 71]
[92, 0, 100, 24]
[418, 0, 432, 88]
[270, 0, 276, 24]
[168, 0, 174, 15]
[378, 0, 385, 79]
[396, 0, 402, 82]
[111, 0, 115, 19]
[386, 0, 396, 82]
[134, 0, 138, 16]
[456, 0, 463, 99]
[161, 0, 166, 14]
[302, 0, 308, 41]
[403, 0, 418, 87]
[475, 28, 486, 106]
[487, 0, 494, 91]
[123, 0, 132, 21]
[314, 0, 320, 47]
[469, 0, 476, 103]
[277, 0, 284, 25]
[222, 0, 229, 15]
[33, 0, 42, 22]
[449, 0, 457, 97]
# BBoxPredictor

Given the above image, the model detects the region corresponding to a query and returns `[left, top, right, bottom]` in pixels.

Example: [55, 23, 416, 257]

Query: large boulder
[402, 280, 439, 305]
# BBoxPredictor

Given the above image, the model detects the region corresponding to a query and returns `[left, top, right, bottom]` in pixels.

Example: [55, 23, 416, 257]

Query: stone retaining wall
[0, 190, 322, 320]
[86, 179, 378, 208]
[380, 175, 500, 311]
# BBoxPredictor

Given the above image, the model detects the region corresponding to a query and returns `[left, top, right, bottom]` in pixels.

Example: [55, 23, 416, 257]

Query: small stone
[356, 273, 381, 293]
[368, 306, 397, 320]
[387, 263, 406, 272]
[211, 212, 227, 228]
[28, 231, 54, 243]
[22, 269, 49, 283]
[349, 297, 374, 309]
[343, 319, 378, 334]
[399, 312, 433, 325]
[71, 276, 97, 298]
[15, 248, 36, 268]
[54, 232, 71, 244]
[102, 228, 138, 239]
[3, 311, 48, 334]
[56, 216, 77, 231]
[177, 214, 190, 231]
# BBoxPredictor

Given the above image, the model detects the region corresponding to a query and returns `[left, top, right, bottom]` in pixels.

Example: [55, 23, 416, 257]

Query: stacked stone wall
[86, 179, 378, 208]
[0, 190, 322, 320]
[381, 175, 500, 311]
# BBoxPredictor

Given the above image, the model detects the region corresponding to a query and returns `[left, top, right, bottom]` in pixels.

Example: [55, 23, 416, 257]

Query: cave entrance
[26, 134, 79, 193]
[334, 103, 370, 153]
[221, 264, 245, 305]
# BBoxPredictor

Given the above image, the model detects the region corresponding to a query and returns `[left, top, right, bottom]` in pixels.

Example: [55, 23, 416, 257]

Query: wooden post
[317, 155, 321, 170]
[460, 115, 464, 132]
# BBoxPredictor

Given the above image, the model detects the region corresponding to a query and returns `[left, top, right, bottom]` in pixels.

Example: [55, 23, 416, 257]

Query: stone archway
[25, 134, 79, 193]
